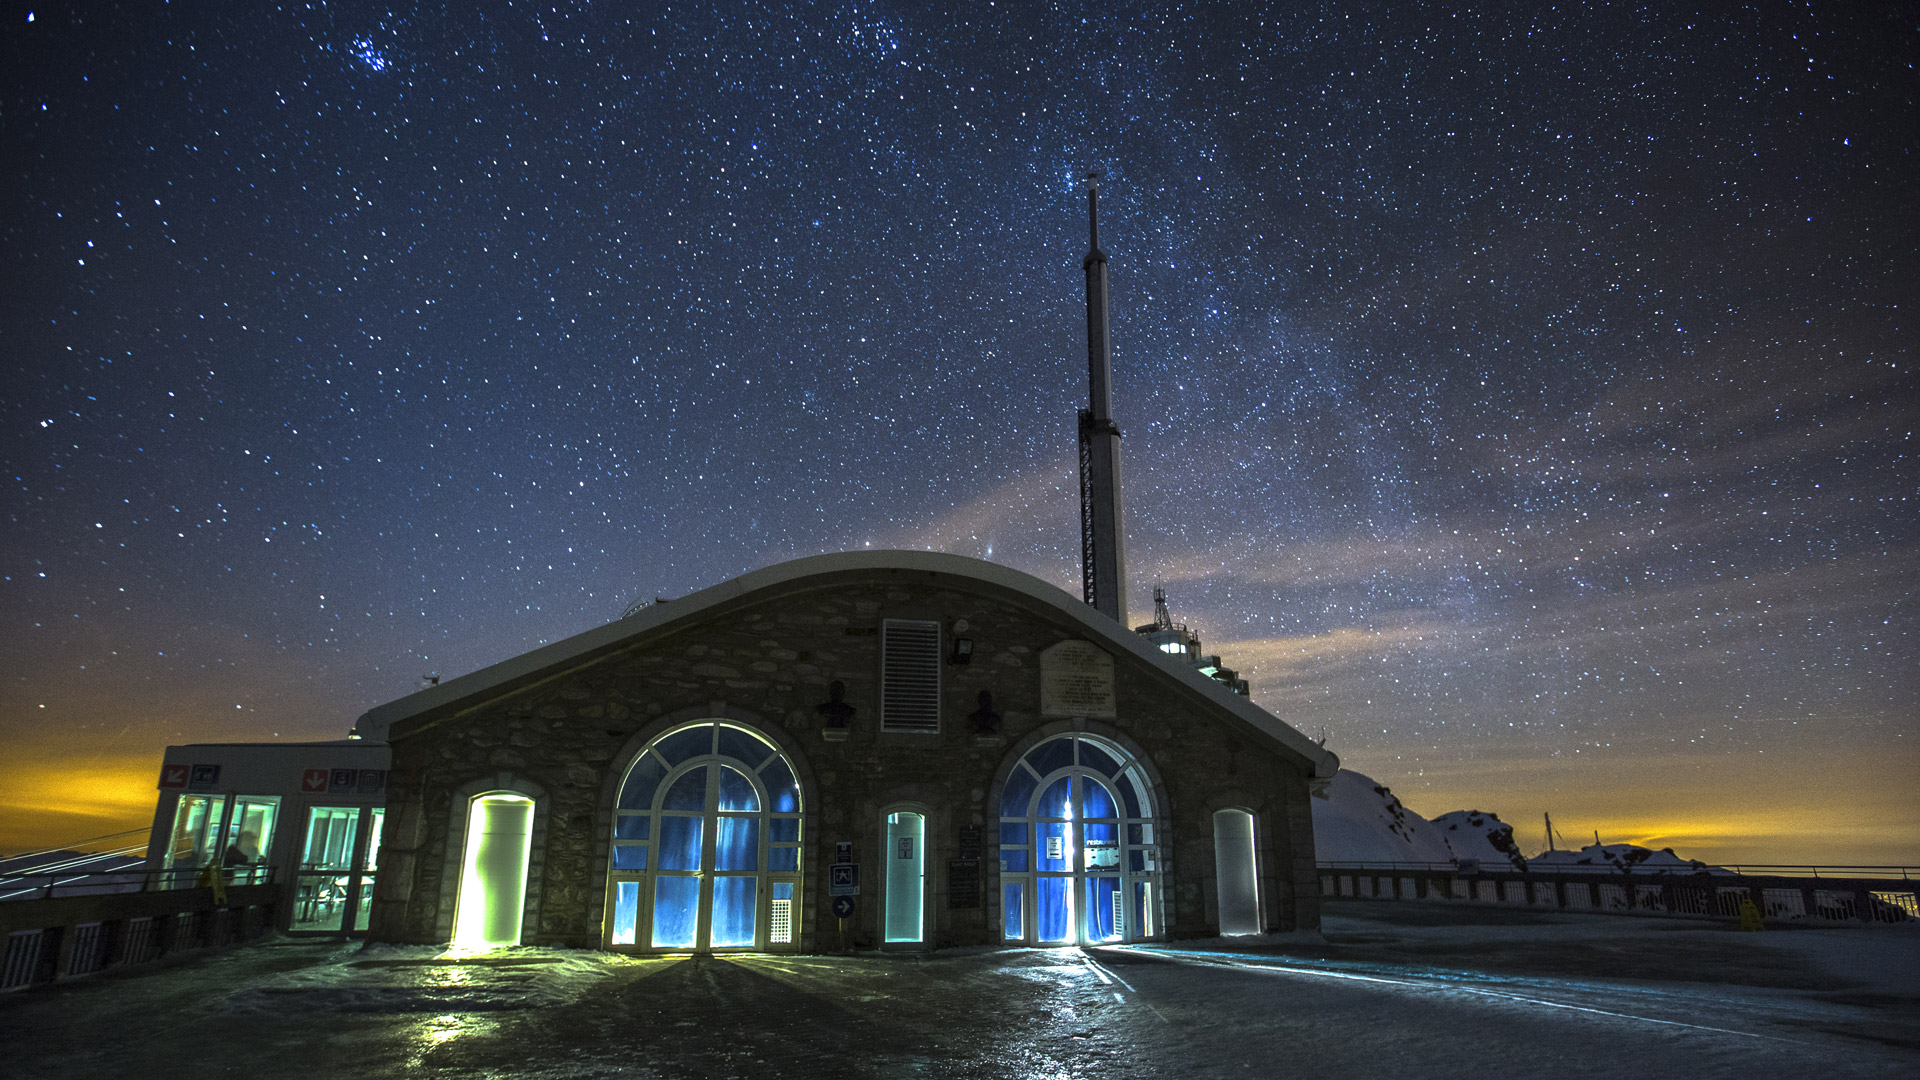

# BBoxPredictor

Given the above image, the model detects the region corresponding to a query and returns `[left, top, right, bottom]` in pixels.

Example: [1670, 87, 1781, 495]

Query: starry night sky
[3, 2, 1913, 863]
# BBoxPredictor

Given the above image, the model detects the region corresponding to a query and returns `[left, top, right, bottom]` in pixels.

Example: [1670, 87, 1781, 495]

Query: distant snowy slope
[1311, 769, 1457, 864]
[1429, 809, 1530, 870]
[1529, 843, 1717, 874]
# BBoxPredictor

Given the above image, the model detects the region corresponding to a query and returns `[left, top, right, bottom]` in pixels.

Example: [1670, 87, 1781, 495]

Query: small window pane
[1001, 848, 1029, 873]
[618, 754, 668, 810]
[1003, 882, 1025, 940]
[715, 817, 758, 871]
[612, 880, 638, 945]
[760, 757, 800, 813]
[1085, 876, 1121, 942]
[1036, 877, 1072, 942]
[999, 765, 1037, 819]
[711, 877, 757, 947]
[612, 845, 648, 871]
[615, 815, 650, 840]
[652, 877, 700, 948]
[1117, 768, 1146, 819]
[663, 766, 707, 811]
[999, 821, 1028, 847]
[1028, 737, 1074, 779]
[1039, 778, 1072, 819]
[1080, 778, 1117, 820]
[717, 725, 773, 768]
[1078, 740, 1122, 777]
[718, 766, 760, 812]
[657, 817, 703, 871]
[655, 725, 713, 766]
[769, 817, 800, 842]
[1039, 821, 1071, 871]
[768, 847, 799, 872]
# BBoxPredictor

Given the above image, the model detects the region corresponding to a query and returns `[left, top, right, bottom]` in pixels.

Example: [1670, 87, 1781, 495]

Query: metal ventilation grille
[881, 619, 942, 733]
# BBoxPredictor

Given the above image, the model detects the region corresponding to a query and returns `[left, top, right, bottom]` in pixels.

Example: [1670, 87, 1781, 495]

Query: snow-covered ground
[4, 902, 1917, 1080]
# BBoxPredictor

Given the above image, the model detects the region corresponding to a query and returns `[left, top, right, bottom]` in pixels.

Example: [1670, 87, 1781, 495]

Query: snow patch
[1312, 769, 1457, 864]
[1528, 843, 1718, 875]
[218, 944, 624, 1014]
[1429, 809, 1529, 870]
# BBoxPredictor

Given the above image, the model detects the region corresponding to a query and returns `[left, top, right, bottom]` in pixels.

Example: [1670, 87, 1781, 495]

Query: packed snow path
[2, 903, 1912, 1078]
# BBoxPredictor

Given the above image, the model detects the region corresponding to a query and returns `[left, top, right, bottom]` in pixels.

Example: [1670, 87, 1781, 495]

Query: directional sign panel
[301, 769, 329, 793]
[159, 764, 189, 789]
[831, 895, 856, 919]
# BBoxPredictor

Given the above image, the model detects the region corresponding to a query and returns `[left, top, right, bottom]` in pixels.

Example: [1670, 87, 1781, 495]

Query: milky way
[3, 3, 1912, 862]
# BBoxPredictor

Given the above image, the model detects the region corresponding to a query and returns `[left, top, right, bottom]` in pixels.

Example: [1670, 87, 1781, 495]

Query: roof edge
[354, 550, 1339, 776]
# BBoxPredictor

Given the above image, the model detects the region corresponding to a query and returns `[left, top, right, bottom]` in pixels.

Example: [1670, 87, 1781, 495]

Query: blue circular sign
[831, 894, 856, 919]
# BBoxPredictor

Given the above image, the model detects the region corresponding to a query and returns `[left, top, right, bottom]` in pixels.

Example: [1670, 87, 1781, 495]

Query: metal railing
[1, 876, 279, 992]
[1, 865, 274, 903]
[1317, 862, 1918, 925]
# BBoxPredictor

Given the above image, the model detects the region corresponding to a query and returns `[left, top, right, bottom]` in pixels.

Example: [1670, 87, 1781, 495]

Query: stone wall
[370, 572, 1320, 949]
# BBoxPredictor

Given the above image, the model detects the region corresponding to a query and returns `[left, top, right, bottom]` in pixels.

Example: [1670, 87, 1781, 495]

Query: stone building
[355, 549, 1338, 953]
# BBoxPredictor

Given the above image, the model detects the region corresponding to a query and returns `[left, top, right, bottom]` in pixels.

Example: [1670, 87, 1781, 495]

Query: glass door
[884, 811, 925, 943]
[352, 808, 386, 931]
[163, 794, 229, 888]
[293, 806, 374, 933]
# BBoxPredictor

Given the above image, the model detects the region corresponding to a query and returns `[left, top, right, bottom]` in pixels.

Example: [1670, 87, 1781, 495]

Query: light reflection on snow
[1122, 946, 1781, 1040]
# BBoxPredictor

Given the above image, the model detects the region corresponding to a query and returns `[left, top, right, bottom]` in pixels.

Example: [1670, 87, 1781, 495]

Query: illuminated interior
[999, 734, 1158, 945]
[884, 810, 925, 943]
[1213, 809, 1261, 935]
[452, 794, 535, 947]
[606, 722, 802, 951]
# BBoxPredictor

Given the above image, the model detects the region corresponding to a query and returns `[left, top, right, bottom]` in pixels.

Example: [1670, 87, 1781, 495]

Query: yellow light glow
[451, 794, 534, 948]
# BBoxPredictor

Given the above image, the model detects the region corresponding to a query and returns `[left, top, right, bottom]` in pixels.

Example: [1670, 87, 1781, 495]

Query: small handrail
[0, 866, 278, 902]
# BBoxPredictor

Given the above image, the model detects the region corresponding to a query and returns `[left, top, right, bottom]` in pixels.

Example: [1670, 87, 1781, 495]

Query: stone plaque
[1039, 639, 1116, 717]
[956, 825, 983, 861]
[948, 859, 981, 909]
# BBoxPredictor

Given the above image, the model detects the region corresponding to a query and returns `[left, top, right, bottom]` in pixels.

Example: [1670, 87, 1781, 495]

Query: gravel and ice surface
[2, 902, 1912, 1078]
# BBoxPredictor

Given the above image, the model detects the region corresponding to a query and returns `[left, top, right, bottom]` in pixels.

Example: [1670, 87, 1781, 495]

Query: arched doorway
[1212, 808, 1261, 936]
[883, 808, 927, 944]
[998, 733, 1161, 945]
[606, 722, 802, 951]
[452, 793, 535, 947]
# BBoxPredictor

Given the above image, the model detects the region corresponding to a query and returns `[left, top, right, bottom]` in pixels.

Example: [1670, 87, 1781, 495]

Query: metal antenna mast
[1078, 172, 1127, 626]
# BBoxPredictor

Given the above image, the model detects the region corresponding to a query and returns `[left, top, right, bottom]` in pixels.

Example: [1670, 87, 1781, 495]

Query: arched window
[606, 722, 802, 951]
[998, 733, 1161, 945]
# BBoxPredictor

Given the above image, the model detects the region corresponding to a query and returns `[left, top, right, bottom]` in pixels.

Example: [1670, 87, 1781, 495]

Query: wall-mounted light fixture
[949, 638, 974, 665]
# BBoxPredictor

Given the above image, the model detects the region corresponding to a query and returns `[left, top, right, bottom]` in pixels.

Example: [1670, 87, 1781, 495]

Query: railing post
[51, 919, 78, 979]
[101, 918, 125, 971]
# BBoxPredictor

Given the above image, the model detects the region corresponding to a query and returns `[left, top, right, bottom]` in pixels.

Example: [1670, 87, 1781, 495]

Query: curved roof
[354, 549, 1338, 777]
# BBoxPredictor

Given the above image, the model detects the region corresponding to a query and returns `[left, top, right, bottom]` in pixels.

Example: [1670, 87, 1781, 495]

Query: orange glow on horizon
[0, 753, 159, 856]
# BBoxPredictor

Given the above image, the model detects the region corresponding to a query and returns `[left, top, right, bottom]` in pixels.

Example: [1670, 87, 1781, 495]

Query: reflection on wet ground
[2, 905, 1913, 1079]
